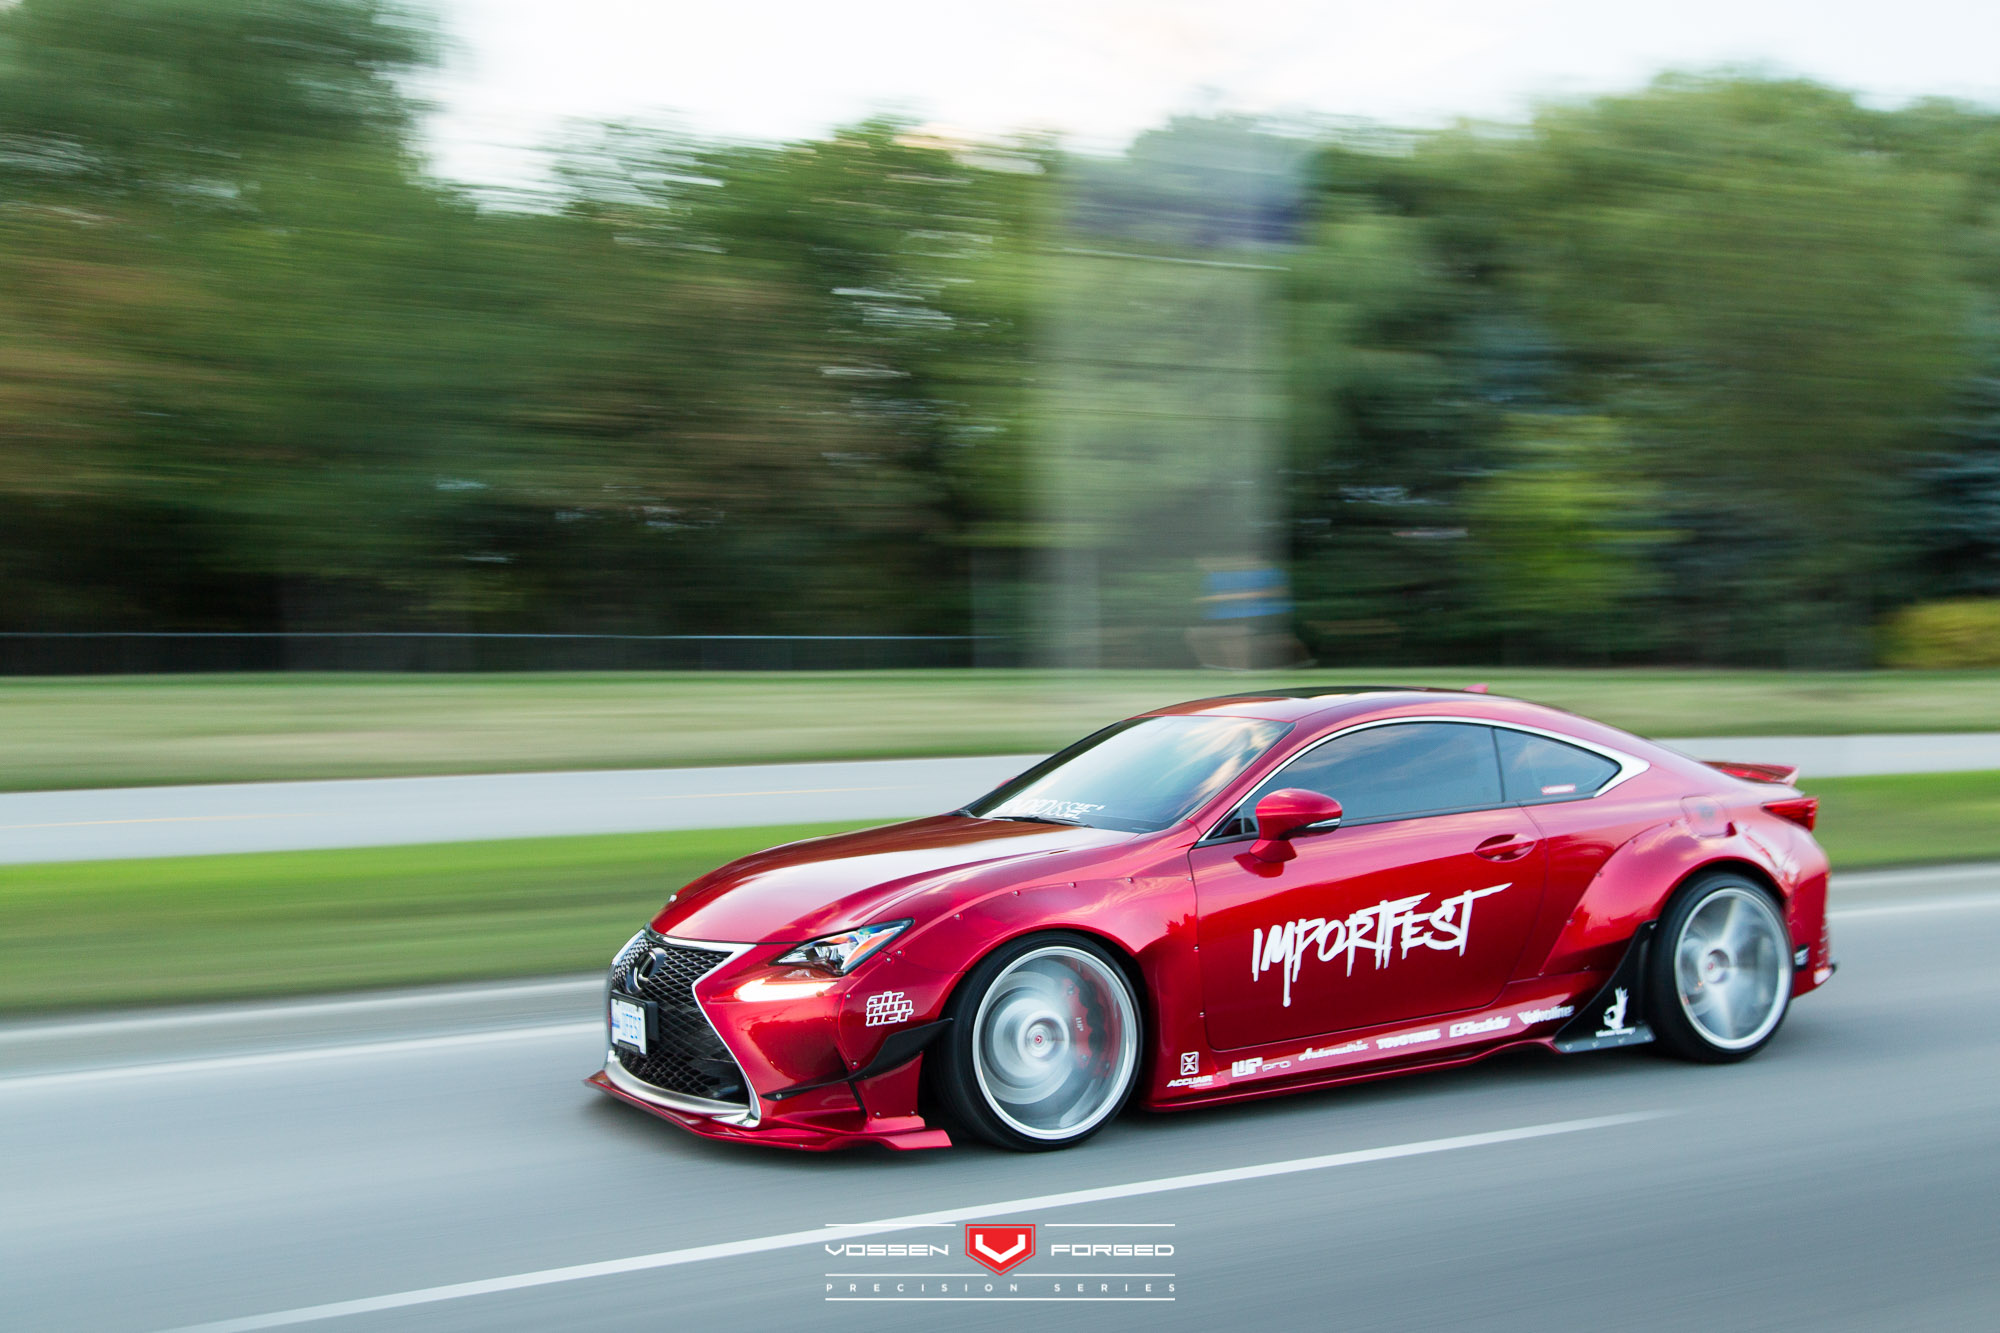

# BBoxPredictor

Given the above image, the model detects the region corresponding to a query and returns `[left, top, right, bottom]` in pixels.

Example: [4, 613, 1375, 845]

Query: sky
[419, 0, 2000, 187]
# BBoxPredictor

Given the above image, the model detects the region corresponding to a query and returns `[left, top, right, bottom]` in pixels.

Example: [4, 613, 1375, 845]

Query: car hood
[650, 815, 1141, 943]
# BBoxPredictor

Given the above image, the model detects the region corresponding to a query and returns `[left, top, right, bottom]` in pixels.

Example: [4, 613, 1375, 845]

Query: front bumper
[591, 929, 956, 1151]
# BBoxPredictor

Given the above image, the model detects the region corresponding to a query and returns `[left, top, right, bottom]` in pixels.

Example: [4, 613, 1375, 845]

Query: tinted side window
[1496, 729, 1620, 803]
[1243, 721, 1504, 825]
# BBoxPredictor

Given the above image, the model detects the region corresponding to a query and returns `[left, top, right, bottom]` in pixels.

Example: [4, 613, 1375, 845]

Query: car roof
[1139, 685, 1696, 772]
[1143, 685, 1503, 724]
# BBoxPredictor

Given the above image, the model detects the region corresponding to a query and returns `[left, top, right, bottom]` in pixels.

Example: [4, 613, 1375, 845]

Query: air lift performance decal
[1250, 883, 1511, 1007]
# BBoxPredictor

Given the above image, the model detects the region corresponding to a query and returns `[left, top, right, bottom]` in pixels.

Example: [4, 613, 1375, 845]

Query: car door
[1191, 721, 1548, 1051]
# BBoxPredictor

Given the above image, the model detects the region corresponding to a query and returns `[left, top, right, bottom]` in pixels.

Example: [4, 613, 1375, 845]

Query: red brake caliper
[1064, 976, 1098, 1070]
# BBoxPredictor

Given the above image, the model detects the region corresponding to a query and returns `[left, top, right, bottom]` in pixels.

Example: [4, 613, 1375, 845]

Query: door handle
[1475, 834, 1539, 862]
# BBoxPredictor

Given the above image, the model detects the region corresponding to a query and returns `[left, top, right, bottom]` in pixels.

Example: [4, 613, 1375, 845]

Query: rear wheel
[1647, 872, 1792, 1063]
[932, 933, 1142, 1151]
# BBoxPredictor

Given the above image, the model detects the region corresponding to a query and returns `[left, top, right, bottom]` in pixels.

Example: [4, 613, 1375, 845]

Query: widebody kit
[589, 687, 1831, 1150]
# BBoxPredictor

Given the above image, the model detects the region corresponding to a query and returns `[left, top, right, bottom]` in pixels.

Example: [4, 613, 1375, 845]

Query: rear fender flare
[1540, 822, 1792, 976]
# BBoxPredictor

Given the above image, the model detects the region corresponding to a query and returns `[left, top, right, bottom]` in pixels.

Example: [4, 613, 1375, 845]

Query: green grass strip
[8, 667, 2000, 791]
[1802, 769, 2000, 874]
[0, 821, 870, 1014]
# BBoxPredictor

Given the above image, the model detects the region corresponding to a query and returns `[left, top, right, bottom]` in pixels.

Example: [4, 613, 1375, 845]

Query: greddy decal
[1449, 1015, 1510, 1038]
[1250, 883, 1511, 1007]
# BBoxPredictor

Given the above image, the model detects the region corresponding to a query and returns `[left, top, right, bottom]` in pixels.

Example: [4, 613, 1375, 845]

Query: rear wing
[1702, 759, 1800, 787]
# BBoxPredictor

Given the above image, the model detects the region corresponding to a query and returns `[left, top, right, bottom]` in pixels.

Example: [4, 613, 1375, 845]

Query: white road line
[0, 812, 331, 830]
[643, 784, 916, 800]
[1830, 891, 2000, 920]
[156, 1111, 1662, 1333]
[0, 978, 600, 1044]
[0, 1022, 597, 1092]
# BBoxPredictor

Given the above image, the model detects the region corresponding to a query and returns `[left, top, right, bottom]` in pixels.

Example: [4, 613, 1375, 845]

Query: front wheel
[932, 933, 1142, 1151]
[1647, 872, 1793, 1063]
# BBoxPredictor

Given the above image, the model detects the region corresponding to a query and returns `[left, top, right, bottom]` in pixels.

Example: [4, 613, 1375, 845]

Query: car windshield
[963, 715, 1291, 834]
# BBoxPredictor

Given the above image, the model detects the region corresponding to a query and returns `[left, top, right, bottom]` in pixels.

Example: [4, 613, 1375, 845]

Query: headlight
[774, 920, 909, 974]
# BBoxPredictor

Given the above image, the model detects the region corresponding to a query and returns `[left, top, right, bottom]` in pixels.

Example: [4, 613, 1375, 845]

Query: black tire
[931, 932, 1143, 1151]
[1646, 870, 1793, 1063]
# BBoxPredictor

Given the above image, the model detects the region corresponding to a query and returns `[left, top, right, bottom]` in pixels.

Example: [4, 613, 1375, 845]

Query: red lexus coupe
[588, 687, 1832, 1151]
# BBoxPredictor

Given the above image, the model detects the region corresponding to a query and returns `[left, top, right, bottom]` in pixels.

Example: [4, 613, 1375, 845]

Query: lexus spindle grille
[611, 934, 749, 1106]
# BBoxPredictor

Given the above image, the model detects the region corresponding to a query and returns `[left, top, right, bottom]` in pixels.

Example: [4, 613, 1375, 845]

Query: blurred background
[14, 9, 2000, 1330]
[5, 0, 2000, 675]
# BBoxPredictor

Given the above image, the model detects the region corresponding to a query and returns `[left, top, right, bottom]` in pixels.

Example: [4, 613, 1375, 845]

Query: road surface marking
[0, 812, 330, 830]
[645, 785, 917, 800]
[0, 1022, 597, 1092]
[0, 978, 600, 1045]
[157, 1111, 1664, 1332]
[1830, 891, 2000, 920]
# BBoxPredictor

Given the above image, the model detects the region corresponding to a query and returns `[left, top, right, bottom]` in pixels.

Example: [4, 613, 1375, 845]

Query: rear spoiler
[1703, 759, 1800, 786]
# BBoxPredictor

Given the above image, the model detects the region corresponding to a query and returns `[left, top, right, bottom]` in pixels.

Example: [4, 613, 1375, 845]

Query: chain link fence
[0, 632, 1015, 674]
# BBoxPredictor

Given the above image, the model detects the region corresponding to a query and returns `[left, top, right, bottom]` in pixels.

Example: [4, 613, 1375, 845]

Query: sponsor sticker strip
[1189, 998, 1586, 1087]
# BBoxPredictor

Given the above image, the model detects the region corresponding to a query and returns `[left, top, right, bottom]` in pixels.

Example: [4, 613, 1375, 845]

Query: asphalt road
[7, 731, 2000, 864]
[4, 865, 1998, 1332]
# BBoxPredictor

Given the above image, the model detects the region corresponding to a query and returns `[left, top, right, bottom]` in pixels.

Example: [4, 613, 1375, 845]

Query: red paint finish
[1191, 808, 1546, 1048]
[589, 687, 1834, 1149]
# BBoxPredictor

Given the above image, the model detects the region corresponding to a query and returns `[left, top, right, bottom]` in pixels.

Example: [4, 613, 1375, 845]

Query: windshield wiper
[990, 813, 1087, 826]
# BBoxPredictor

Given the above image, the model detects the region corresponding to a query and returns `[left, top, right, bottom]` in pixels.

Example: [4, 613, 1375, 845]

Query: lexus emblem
[633, 948, 668, 986]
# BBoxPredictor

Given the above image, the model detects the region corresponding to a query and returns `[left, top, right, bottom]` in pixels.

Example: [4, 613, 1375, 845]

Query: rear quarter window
[1496, 729, 1620, 803]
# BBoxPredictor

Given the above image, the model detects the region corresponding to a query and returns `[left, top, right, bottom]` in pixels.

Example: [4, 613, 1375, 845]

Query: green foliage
[4, 3, 2000, 667]
[1461, 416, 1664, 657]
[1882, 599, 2000, 667]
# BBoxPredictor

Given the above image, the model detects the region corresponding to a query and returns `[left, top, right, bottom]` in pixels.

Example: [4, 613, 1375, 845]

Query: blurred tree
[1460, 415, 1664, 660]
[1480, 76, 1970, 664]
[1284, 143, 1504, 664]
[3, 8, 2000, 672]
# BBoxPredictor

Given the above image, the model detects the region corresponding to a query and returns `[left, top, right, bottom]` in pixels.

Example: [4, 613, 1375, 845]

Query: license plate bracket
[610, 991, 654, 1054]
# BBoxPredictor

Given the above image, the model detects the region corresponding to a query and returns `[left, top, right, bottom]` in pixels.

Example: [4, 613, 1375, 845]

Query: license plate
[611, 995, 648, 1054]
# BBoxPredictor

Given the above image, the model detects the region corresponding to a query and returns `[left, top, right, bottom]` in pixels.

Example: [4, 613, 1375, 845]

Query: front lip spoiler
[599, 1051, 758, 1126]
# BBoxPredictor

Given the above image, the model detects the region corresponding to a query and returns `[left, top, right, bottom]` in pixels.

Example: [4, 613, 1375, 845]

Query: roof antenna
[1464, 682, 1490, 694]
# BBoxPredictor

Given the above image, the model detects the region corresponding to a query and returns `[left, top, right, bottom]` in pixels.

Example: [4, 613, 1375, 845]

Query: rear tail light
[1763, 796, 1818, 832]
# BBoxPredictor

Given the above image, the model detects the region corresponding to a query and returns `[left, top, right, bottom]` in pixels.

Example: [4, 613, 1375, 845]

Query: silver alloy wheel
[970, 945, 1139, 1142]
[1673, 886, 1790, 1051]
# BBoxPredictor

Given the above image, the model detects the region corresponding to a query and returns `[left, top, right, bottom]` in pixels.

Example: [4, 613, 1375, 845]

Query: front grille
[611, 934, 749, 1106]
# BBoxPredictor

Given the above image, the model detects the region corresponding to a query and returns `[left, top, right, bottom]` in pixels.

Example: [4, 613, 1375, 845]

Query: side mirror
[1249, 788, 1343, 863]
